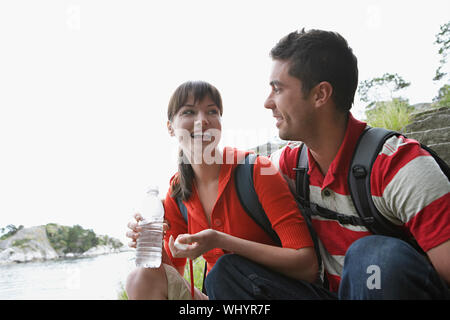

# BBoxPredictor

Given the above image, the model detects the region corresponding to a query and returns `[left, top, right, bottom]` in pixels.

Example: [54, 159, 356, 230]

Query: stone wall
[402, 107, 450, 164]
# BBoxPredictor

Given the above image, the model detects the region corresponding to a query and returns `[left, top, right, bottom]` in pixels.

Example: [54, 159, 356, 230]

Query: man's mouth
[273, 115, 284, 128]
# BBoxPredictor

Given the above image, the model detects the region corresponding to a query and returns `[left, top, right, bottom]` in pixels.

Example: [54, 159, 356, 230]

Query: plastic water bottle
[135, 186, 164, 268]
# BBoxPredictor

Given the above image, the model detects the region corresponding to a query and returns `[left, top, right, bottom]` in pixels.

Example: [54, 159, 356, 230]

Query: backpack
[293, 126, 450, 253]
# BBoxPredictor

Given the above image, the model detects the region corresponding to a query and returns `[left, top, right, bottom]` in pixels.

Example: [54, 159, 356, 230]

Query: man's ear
[314, 81, 333, 107]
[167, 120, 175, 136]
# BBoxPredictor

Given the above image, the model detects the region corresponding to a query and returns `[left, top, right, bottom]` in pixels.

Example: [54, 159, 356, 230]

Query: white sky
[0, 0, 449, 244]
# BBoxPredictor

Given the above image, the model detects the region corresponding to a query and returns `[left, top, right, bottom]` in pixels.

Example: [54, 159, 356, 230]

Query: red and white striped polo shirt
[270, 113, 450, 292]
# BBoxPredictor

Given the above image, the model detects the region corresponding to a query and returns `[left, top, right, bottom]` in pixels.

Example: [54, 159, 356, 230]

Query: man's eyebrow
[269, 80, 283, 87]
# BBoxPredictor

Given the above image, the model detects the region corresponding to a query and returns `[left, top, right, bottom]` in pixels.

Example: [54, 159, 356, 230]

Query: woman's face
[167, 94, 222, 164]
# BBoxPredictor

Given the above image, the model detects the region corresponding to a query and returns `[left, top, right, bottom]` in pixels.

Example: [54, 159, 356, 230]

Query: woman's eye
[182, 109, 195, 115]
[208, 109, 219, 115]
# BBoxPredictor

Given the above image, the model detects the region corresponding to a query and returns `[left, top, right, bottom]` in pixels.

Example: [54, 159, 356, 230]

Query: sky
[0, 0, 449, 244]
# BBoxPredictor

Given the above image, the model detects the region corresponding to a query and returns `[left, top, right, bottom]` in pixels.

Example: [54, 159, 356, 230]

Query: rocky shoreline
[0, 225, 130, 265]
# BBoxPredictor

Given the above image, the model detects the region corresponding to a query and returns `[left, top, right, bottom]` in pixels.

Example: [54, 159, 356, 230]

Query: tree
[433, 22, 450, 108]
[433, 84, 450, 108]
[0, 224, 24, 240]
[358, 73, 411, 107]
[433, 21, 450, 82]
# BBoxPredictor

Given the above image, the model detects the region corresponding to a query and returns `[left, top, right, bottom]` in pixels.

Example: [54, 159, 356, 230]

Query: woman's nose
[195, 111, 209, 128]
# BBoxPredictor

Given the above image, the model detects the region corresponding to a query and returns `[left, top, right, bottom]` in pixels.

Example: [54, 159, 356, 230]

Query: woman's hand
[168, 229, 218, 260]
[126, 213, 143, 248]
[126, 212, 170, 248]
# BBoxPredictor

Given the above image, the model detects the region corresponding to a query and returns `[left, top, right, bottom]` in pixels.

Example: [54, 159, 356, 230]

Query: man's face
[264, 59, 315, 141]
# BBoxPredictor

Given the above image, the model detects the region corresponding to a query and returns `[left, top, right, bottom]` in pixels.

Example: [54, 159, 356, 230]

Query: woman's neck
[190, 148, 223, 185]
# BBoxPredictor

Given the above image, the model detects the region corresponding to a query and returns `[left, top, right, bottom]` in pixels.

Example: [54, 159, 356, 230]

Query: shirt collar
[308, 113, 367, 190]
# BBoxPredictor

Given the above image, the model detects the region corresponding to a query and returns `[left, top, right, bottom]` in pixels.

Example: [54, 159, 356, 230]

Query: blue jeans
[204, 236, 449, 300]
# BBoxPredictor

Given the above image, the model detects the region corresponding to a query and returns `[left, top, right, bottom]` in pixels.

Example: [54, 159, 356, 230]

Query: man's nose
[264, 95, 275, 110]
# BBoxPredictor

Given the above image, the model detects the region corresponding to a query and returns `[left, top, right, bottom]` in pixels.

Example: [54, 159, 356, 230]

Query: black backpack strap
[293, 143, 309, 203]
[235, 153, 282, 246]
[291, 144, 328, 288]
[348, 126, 423, 251]
[176, 196, 188, 224]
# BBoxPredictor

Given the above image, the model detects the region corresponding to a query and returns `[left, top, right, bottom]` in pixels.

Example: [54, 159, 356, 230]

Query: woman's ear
[167, 120, 175, 137]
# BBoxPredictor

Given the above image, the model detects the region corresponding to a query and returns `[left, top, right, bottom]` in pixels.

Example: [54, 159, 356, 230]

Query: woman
[125, 81, 318, 300]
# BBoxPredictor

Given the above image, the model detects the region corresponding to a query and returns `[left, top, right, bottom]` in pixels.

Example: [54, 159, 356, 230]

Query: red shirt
[163, 147, 313, 272]
[270, 113, 450, 292]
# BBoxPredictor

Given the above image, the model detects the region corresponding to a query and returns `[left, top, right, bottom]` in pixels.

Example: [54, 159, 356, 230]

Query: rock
[0, 226, 59, 264]
[410, 102, 432, 112]
[0, 224, 126, 265]
[402, 107, 450, 164]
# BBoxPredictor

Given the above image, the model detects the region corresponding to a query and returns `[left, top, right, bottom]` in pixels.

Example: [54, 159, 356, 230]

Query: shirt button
[213, 219, 222, 227]
[323, 189, 332, 197]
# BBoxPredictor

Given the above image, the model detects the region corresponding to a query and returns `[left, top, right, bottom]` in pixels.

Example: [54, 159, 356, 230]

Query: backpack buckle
[352, 165, 367, 178]
[337, 214, 356, 226]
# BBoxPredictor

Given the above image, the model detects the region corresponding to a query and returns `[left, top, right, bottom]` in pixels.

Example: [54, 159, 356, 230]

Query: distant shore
[0, 224, 129, 265]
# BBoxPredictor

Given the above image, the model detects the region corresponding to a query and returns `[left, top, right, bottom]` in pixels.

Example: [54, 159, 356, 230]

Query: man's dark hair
[270, 28, 358, 112]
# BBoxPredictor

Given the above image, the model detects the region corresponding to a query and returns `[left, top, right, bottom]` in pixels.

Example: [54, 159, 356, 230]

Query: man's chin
[277, 129, 291, 141]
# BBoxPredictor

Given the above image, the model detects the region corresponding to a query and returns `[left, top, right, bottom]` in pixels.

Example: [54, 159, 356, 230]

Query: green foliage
[433, 21, 450, 81]
[433, 84, 450, 108]
[0, 224, 24, 240]
[98, 234, 123, 249]
[12, 238, 31, 249]
[45, 223, 123, 254]
[358, 73, 411, 105]
[365, 98, 413, 131]
[117, 282, 128, 300]
[183, 256, 207, 292]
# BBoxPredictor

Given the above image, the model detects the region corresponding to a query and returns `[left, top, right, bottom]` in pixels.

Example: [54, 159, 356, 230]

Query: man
[205, 28, 450, 299]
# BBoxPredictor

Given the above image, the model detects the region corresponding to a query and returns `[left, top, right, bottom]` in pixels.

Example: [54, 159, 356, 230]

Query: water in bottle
[135, 186, 164, 268]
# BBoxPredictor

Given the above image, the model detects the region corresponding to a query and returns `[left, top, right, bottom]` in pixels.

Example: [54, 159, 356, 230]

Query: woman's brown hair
[168, 81, 223, 201]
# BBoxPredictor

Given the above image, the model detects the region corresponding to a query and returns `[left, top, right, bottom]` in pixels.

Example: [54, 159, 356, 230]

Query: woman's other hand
[168, 229, 218, 260]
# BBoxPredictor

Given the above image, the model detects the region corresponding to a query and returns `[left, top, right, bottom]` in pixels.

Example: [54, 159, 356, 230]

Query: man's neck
[306, 113, 349, 176]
